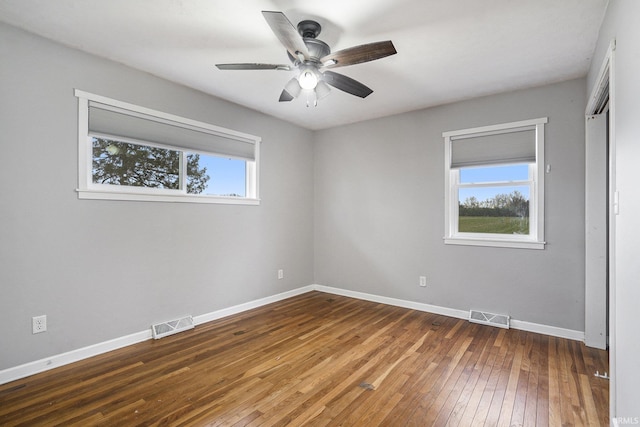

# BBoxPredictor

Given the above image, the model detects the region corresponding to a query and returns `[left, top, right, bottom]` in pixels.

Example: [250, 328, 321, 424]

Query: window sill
[444, 237, 545, 250]
[77, 189, 260, 205]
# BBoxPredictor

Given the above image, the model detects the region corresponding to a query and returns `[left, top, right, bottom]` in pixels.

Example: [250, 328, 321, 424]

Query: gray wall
[0, 23, 314, 370]
[1, 18, 595, 377]
[314, 79, 587, 331]
[588, 0, 640, 418]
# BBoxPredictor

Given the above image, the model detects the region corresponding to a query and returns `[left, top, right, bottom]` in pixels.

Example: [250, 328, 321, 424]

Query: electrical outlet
[419, 276, 427, 287]
[278, 269, 284, 280]
[32, 315, 47, 334]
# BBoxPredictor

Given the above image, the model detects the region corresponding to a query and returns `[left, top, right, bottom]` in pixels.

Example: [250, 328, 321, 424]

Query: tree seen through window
[92, 138, 209, 194]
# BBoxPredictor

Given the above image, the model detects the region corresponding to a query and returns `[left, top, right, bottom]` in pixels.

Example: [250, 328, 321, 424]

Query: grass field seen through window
[459, 216, 529, 234]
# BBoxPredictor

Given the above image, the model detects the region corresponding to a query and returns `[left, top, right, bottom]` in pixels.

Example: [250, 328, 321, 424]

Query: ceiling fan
[216, 11, 397, 106]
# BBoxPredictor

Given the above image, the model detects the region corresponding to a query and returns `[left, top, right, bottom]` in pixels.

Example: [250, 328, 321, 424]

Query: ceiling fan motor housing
[285, 20, 330, 64]
[287, 38, 330, 64]
[297, 20, 321, 38]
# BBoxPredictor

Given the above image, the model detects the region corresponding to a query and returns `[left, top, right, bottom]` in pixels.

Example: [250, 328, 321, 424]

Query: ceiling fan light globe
[299, 70, 318, 89]
[315, 80, 331, 100]
[284, 77, 302, 98]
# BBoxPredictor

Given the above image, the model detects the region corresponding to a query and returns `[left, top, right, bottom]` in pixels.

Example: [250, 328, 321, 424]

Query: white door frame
[585, 112, 607, 350]
[585, 38, 616, 422]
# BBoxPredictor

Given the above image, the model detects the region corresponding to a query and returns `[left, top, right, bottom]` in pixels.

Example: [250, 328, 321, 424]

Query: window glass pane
[92, 137, 180, 189]
[458, 185, 530, 234]
[460, 164, 529, 184]
[188, 153, 246, 197]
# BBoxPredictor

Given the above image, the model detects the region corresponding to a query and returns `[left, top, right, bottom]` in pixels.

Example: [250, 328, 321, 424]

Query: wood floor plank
[484, 329, 518, 425]
[454, 327, 502, 425]
[335, 373, 410, 426]
[431, 326, 493, 425]
[470, 328, 512, 425]
[400, 325, 475, 425]
[522, 332, 541, 427]
[556, 338, 577, 426]
[509, 332, 534, 427]
[410, 338, 475, 425]
[496, 330, 525, 426]
[535, 335, 551, 427]
[548, 337, 563, 426]
[0, 291, 609, 426]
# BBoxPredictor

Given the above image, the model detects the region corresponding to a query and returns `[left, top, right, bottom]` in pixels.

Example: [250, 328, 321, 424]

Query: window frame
[75, 90, 261, 205]
[443, 117, 547, 250]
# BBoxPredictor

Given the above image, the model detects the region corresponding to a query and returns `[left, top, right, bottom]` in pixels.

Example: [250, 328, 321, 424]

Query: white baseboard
[311, 284, 469, 320]
[0, 286, 315, 386]
[0, 283, 583, 385]
[0, 330, 151, 386]
[509, 319, 584, 341]
[193, 286, 315, 325]
[311, 284, 585, 342]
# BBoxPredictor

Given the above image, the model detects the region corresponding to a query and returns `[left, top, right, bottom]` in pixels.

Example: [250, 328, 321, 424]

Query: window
[75, 90, 260, 204]
[443, 117, 547, 249]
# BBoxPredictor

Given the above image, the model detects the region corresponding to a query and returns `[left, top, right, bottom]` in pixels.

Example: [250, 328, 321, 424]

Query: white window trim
[443, 117, 547, 250]
[75, 89, 261, 205]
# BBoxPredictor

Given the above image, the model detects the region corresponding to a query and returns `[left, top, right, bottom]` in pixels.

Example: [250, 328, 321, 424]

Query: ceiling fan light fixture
[298, 67, 319, 90]
[315, 80, 331, 100]
[284, 77, 301, 98]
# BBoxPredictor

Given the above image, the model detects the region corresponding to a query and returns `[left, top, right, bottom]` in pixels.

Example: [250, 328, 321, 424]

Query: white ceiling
[0, 0, 608, 130]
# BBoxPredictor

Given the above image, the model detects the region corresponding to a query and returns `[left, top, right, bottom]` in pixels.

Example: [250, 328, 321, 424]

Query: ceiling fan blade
[262, 11, 310, 61]
[322, 71, 373, 98]
[216, 63, 291, 71]
[321, 41, 396, 68]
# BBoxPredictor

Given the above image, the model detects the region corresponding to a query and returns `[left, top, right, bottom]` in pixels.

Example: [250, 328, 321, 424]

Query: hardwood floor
[0, 291, 609, 426]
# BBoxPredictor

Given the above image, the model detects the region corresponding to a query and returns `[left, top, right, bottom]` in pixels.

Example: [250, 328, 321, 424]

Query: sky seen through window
[459, 164, 530, 202]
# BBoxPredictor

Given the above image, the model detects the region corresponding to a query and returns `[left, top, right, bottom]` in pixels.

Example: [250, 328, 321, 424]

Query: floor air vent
[469, 310, 510, 329]
[152, 315, 194, 339]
